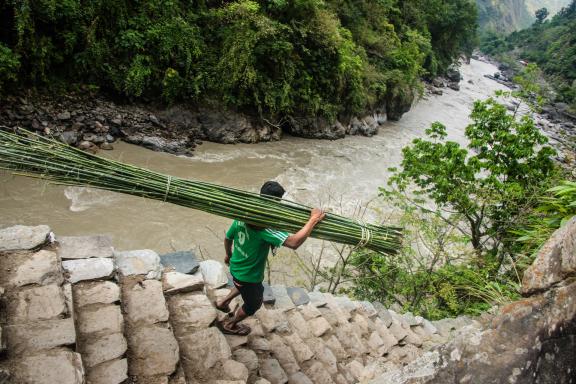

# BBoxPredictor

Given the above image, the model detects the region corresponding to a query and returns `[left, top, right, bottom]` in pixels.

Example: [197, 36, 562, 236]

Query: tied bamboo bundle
[0, 128, 402, 254]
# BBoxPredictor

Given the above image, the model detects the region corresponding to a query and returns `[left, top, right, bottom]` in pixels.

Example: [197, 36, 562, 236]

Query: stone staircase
[0, 225, 479, 384]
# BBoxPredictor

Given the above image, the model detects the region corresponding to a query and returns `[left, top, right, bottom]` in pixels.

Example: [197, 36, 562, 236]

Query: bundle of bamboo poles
[0, 128, 402, 254]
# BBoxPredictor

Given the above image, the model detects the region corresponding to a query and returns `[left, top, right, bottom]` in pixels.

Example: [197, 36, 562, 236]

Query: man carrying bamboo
[216, 181, 325, 335]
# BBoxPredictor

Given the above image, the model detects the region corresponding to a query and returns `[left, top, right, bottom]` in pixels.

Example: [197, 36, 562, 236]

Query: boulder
[309, 316, 332, 337]
[522, 217, 576, 294]
[0, 225, 51, 251]
[128, 326, 179, 377]
[225, 334, 249, 349]
[286, 116, 346, 140]
[335, 323, 367, 357]
[123, 279, 169, 325]
[5, 283, 67, 323]
[263, 282, 276, 304]
[86, 358, 128, 384]
[373, 302, 393, 327]
[223, 360, 249, 381]
[283, 333, 314, 363]
[6, 349, 84, 384]
[233, 348, 259, 372]
[168, 293, 217, 335]
[445, 66, 461, 82]
[62, 257, 115, 283]
[114, 249, 162, 279]
[271, 285, 296, 311]
[286, 286, 310, 306]
[268, 334, 300, 374]
[0, 249, 61, 288]
[200, 260, 229, 288]
[162, 271, 204, 294]
[179, 328, 231, 373]
[160, 250, 200, 274]
[73, 281, 120, 307]
[259, 359, 288, 384]
[80, 332, 127, 367]
[286, 310, 311, 339]
[57, 235, 113, 259]
[289, 372, 314, 384]
[257, 308, 290, 333]
[308, 291, 327, 307]
[77, 304, 123, 335]
[355, 301, 378, 318]
[325, 335, 349, 360]
[306, 361, 336, 384]
[305, 338, 338, 375]
[3, 318, 76, 355]
[299, 303, 322, 320]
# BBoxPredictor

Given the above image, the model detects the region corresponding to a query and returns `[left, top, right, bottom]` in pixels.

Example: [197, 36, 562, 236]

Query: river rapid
[0, 59, 508, 276]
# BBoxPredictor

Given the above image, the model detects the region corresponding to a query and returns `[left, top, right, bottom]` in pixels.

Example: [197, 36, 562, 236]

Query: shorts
[233, 276, 264, 316]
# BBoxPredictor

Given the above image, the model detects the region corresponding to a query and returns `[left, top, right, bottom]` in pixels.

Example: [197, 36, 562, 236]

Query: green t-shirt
[225, 220, 289, 283]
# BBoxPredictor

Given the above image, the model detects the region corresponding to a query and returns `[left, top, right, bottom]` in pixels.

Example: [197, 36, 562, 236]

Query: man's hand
[224, 255, 230, 266]
[310, 208, 326, 223]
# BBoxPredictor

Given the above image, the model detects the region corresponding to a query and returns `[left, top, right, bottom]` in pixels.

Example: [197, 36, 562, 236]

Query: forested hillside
[482, 1, 576, 108]
[0, 0, 476, 123]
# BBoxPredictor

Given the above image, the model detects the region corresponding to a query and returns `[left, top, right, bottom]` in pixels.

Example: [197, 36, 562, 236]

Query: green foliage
[0, 44, 20, 91]
[387, 98, 557, 262]
[0, 0, 478, 119]
[535, 7, 550, 23]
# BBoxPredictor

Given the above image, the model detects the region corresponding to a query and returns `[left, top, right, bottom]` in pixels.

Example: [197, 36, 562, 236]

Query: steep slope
[525, 0, 572, 16]
[477, 0, 533, 33]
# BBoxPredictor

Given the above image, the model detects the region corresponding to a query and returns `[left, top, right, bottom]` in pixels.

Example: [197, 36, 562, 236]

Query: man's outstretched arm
[283, 208, 326, 250]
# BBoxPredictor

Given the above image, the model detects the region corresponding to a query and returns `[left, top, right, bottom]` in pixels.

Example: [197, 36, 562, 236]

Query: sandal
[217, 320, 251, 336]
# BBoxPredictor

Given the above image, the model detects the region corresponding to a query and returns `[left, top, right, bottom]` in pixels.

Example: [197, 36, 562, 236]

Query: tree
[386, 98, 557, 265]
[535, 8, 549, 23]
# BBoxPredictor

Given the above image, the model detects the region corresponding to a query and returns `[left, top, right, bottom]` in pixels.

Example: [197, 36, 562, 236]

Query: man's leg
[216, 286, 240, 312]
[221, 280, 263, 334]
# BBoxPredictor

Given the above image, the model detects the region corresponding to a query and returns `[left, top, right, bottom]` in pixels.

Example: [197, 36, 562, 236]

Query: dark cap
[260, 181, 286, 199]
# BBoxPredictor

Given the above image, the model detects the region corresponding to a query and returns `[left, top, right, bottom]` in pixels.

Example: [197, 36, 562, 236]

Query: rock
[259, 359, 288, 384]
[263, 282, 276, 304]
[59, 131, 78, 145]
[386, 85, 414, 121]
[77, 304, 123, 335]
[233, 348, 259, 372]
[271, 285, 296, 311]
[0, 225, 50, 251]
[128, 326, 179, 377]
[299, 303, 322, 320]
[420, 318, 438, 336]
[325, 335, 349, 360]
[78, 140, 92, 150]
[160, 250, 200, 274]
[445, 66, 461, 82]
[447, 82, 460, 91]
[200, 260, 229, 288]
[368, 331, 385, 354]
[255, 379, 272, 384]
[162, 271, 204, 294]
[100, 142, 114, 150]
[388, 318, 408, 342]
[374, 320, 398, 353]
[306, 361, 335, 384]
[179, 328, 231, 373]
[249, 337, 271, 351]
[283, 333, 314, 363]
[401, 312, 420, 326]
[73, 281, 120, 307]
[355, 301, 378, 318]
[287, 286, 310, 306]
[225, 334, 248, 349]
[257, 308, 290, 333]
[0, 249, 61, 288]
[522, 217, 576, 294]
[5, 283, 67, 323]
[431, 88, 443, 95]
[432, 78, 444, 88]
[3, 318, 76, 355]
[289, 372, 314, 384]
[334, 295, 356, 315]
[347, 360, 365, 381]
[62, 257, 115, 283]
[268, 334, 300, 374]
[168, 293, 217, 335]
[114, 249, 162, 279]
[123, 279, 169, 325]
[309, 316, 332, 337]
[86, 358, 128, 384]
[286, 116, 345, 140]
[223, 360, 249, 381]
[335, 323, 367, 357]
[305, 338, 338, 375]
[7, 349, 84, 384]
[286, 310, 311, 339]
[308, 291, 327, 307]
[352, 313, 369, 336]
[373, 302, 392, 327]
[57, 111, 71, 120]
[80, 333, 127, 367]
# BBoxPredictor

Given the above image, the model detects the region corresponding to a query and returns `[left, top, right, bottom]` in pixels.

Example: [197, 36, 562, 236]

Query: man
[216, 180, 325, 335]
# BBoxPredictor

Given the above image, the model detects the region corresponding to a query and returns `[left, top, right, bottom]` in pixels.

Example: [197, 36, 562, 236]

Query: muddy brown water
[0, 59, 508, 277]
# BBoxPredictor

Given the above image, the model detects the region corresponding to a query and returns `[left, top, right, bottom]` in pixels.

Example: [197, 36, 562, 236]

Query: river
[0, 59, 508, 281]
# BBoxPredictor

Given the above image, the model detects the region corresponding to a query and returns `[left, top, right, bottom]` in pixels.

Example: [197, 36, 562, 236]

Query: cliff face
[477, 0, 534, 33]
[371, 217, 576, 384]
[525, 0, 572, 16]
